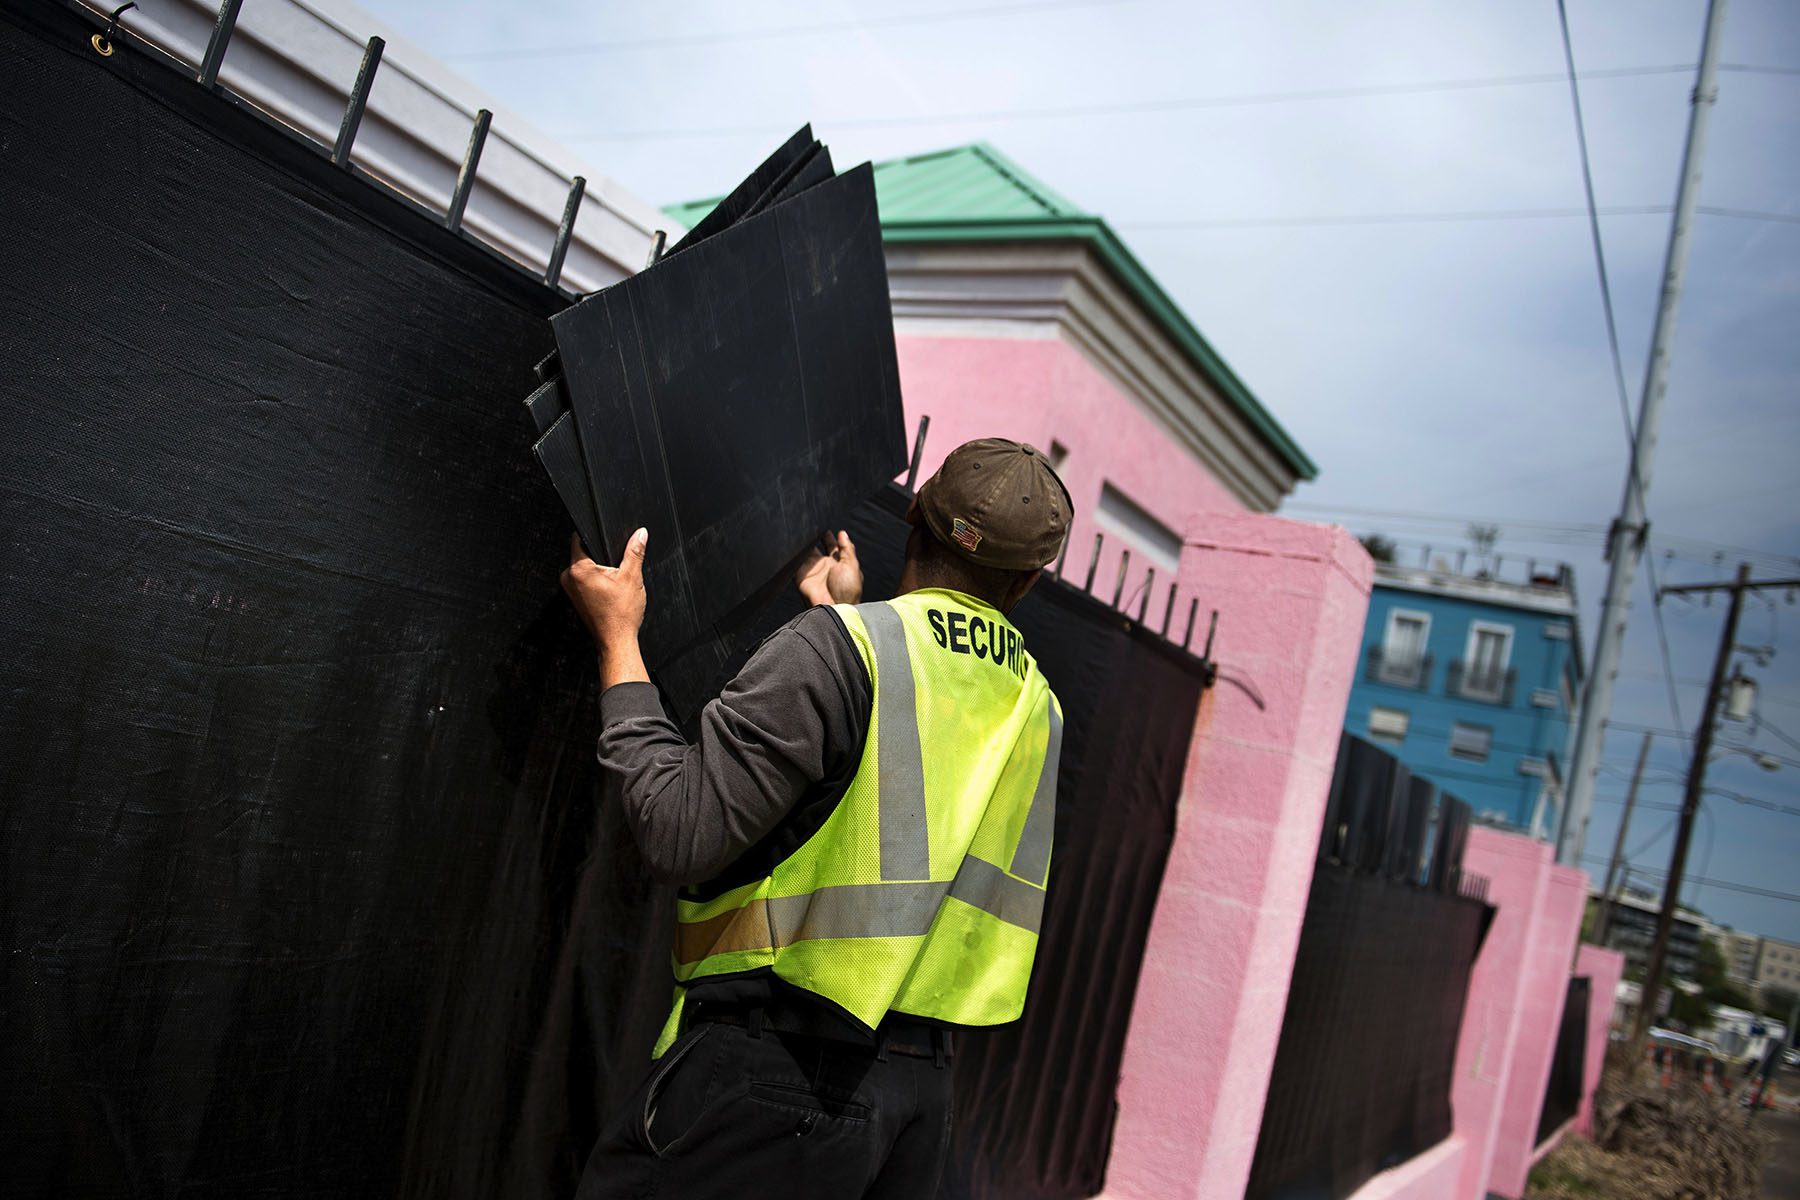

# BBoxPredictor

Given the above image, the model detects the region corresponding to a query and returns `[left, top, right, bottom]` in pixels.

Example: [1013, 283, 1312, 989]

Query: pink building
[670, 143, 1318, 605]
[671, 142, 1608, 1200]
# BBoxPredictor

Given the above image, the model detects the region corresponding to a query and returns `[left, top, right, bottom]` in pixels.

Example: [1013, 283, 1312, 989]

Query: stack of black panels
[525, 128, 906, 716]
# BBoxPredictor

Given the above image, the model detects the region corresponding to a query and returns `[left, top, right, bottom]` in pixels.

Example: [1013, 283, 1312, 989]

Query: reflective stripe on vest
[673, 854, 1047, 965]
[665, 590, 1062, 1036]
[862, 602, 930, 881]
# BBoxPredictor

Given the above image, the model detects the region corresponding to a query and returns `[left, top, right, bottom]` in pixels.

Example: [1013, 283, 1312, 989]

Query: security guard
[561, 438, 1071, 1199]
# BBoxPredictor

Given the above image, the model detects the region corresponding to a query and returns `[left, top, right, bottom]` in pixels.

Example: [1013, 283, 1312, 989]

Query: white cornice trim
[884, 242, 1300, 511]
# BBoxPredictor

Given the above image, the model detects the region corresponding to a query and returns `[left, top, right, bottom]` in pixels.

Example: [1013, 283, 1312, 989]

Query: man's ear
[1003, 568, 1043, 614]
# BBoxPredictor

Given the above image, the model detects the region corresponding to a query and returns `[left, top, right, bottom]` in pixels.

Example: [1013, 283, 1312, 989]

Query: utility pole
[1593, 732, 1652, 948]
[1557, 0, 1729, 868]
[1632, 566, 1800, 1041]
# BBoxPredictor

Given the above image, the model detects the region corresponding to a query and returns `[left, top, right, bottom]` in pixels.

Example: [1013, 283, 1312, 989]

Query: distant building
[1754, 935, 1800, 996]
[1722, 927, 1764, 988]
[1342, 553, 1584, 837]
[1589, 886, 1714, 980]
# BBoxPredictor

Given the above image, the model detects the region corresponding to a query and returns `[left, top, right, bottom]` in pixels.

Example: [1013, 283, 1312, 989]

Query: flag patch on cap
[951, 518, 983, 553]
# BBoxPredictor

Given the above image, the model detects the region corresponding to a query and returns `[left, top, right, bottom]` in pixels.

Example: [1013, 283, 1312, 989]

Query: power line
[1119, 205, 1667, 229]
[1116, 204, 1800, 230]
[443, 0, 1130, 61]
[561, 62, 1704, 142]
[1718, 63, 1800, 77]
[1595, 794, 1684, 815]
[1283, 503, 1799, 571]
[1604, 722, 1800, 770]
[1581, 857, 1800, 906]
[1700, 205, 1800, 224]
[1754, 716, 1800, 758]
[1282, 501, 1604, 532]
[1595, 787, 1800, 821]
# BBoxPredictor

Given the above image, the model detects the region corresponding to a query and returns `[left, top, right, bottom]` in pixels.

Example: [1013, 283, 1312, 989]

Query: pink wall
[895, 330, 1375, 1199]
[1574, 944, 1625, 1136]
[895, 334, 1246, 604]
[896, 327, 1619, 1200]
[1488, 864, 1589, 1197]
[1101, 512, 1373, 1199]
[1346, 1137, 1468, 1200]
[1451, 828, 1554, 1200]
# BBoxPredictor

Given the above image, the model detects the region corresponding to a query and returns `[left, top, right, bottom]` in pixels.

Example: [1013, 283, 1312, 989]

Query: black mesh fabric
[2, 7, 1207, 1197]
[0, 8, 654, 1195]
[1246, 737, 1495, 1200]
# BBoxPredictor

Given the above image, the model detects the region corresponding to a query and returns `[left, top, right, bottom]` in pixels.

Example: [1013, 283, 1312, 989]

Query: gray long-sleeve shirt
[597, 606, 872, 891]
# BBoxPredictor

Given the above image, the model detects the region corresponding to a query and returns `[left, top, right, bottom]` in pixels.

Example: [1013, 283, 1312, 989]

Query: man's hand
[562, 529, 652, 687]
[795, 530, 862, 606]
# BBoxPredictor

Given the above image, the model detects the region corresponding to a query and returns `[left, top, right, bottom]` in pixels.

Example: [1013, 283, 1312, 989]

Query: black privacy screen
[2, 6, 1201, 1197]
[1536, 975, 1589, 1145]
[1246, 736, 1495, 1200]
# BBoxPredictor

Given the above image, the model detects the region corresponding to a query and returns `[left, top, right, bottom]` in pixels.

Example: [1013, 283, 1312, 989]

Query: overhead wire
[1752, 715, 1800, 758]
[443, 0, 1131, 61]
[554, 58, 1800, 143]
[1580, 857, 1800, 906]
[1117, 204, 1799, 230]
[559, 62, 1706, 142]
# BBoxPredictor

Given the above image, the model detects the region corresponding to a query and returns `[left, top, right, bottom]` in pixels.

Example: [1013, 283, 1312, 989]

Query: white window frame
[1379, 608, 1431, 686]
[1449, 721, 1493, 762]
[1461, 621, 1514, 700]
[1531, 688, 1560, 709]
[1368, 706, 1410, 744]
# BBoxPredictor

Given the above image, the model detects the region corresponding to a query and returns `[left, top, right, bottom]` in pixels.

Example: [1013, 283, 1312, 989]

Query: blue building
[1343, 555, 1585, 839]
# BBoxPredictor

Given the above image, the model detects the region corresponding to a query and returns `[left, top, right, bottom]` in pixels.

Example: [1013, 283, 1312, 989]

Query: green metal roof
[665, 143, 1317, 482]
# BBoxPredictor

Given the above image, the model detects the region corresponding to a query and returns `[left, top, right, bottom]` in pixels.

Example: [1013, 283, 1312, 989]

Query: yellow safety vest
[655, 588, 1062, 1053]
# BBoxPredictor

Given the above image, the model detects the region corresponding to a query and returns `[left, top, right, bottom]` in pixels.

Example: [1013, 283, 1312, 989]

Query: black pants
[573, 1020, 953, 1199]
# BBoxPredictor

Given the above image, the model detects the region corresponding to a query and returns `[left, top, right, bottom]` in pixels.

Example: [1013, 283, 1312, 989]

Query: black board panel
[663, 124, 814, 258]
[552, 164, 905, 716]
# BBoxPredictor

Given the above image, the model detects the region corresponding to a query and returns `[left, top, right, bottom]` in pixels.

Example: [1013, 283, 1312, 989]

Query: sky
[360, 0, 1800, 942]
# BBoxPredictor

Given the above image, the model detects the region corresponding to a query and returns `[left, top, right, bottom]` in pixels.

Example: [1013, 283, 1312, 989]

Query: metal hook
[91, 1, 136, 56]
[904, 414, 930, 493]
[545, 175, 586, 289]
[332, 36, 385, 168]
[1111, 549, 1131, 609]
[197, 0, 245, 89]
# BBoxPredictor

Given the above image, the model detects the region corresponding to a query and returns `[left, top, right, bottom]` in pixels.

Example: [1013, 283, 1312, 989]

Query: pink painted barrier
[888, 330, 1612, 1200]
[1345, 1136, 1469, 1200]
[1488, 863, 1589, 1197]
[1450, 828, 1553, 1199]
[1100, 513, 1372, 1199]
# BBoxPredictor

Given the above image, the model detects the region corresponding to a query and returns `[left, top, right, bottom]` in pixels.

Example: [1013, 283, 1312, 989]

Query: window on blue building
[1449, 722, 1492, 762]
[1459, 622, 1513, 701]
[1378, 609, 1430, 687]
[1368, 706, 1409, 744]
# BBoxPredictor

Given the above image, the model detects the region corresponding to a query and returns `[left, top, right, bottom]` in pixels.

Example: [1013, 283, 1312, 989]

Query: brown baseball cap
[916, 438, 1074, 571]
